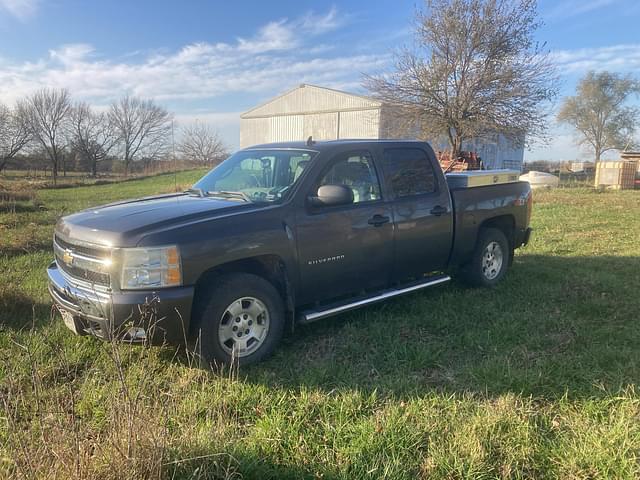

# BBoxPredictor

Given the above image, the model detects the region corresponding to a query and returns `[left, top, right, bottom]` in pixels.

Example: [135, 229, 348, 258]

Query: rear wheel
[460, 228, 510, 287]
[194, 273, 285, 366]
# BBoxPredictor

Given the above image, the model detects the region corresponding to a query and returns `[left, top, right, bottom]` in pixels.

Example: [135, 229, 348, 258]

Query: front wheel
[194, 273, 285, 366]
[459, 228, 510, 287]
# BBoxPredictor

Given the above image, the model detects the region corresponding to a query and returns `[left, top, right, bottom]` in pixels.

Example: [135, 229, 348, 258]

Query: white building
[240, 84, 524, 170]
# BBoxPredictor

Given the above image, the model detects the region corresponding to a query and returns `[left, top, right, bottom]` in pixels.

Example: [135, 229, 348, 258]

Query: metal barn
[240, 84, 385, 147]
[240, 84, 524, 170]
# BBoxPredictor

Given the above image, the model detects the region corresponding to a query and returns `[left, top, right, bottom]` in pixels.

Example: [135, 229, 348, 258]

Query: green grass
[0, 167, 203, 188]
[1, 180, 639, 479]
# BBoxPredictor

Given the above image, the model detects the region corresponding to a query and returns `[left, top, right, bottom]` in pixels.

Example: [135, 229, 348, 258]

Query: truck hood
[55, 193, 247, 248]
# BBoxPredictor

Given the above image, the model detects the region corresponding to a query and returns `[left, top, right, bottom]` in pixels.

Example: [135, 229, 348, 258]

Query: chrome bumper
[48, 261, 111, 319]
[47, 261, 112, 336]
[47, 261, 195, 344]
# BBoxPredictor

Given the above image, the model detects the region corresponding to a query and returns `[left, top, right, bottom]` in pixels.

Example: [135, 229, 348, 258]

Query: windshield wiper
[206, 190, 252, 202]
[185, 187, 205, 197]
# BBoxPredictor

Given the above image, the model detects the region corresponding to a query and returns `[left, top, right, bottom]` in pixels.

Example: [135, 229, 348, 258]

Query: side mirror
[309, 184, 354, 207]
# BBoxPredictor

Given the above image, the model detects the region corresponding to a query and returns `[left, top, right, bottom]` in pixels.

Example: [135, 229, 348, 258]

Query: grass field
[1, 174, 639, 479]
[0, 167, 203, 190]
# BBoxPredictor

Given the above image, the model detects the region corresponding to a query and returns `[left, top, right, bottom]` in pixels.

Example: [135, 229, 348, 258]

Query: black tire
[193, 273, 285, 366]
[460, 228, 510, 287]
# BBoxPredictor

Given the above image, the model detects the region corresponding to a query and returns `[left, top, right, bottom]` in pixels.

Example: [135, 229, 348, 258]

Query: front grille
[56, 258, 111, 285]
[54, 236, 112, 287]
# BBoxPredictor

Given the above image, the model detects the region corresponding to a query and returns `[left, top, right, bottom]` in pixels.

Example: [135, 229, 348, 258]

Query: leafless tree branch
[178, 122, 227, 166]
[0, 103, 32, 171]
[19, 88, 71, 183]
[69, 102, 118, 176]
[364, 0, 558, 157]
[109, 96, 172, 176]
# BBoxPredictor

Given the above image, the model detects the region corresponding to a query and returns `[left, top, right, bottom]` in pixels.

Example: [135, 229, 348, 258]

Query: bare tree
[109, 96, 172, 176]
[69, 103, 117, 176]
[178, 122, 227, 165]
[19, 88, 71, 183]
[0, 103, 32, 172]
[365, 0, 557, 157]
[557, 71, 639, 163]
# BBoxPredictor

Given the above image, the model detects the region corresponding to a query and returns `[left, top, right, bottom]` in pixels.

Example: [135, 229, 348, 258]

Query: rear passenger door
[295, 150, 394, 304]
[381, 147, 453, 281]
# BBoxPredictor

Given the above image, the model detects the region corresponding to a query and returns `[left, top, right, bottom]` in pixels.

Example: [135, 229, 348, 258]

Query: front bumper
[47, 261, 194, 345]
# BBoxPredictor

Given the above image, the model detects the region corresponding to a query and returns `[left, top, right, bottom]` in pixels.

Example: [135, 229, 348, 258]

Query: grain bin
[595, 161, 637, 190]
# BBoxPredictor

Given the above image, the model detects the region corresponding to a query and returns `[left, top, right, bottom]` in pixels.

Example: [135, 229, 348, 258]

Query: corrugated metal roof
[241, 84, 382, 119]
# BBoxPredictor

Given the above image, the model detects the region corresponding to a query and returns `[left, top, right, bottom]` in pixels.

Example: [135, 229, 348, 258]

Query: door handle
[368, 214, 390, 227]
[430, 205, 448, 216]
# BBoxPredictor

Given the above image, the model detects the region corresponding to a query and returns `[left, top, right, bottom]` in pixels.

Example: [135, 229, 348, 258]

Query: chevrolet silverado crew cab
[48, 140, 532, 365]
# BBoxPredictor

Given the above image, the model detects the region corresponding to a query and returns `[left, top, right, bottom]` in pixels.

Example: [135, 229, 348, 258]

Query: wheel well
[479, 215, 515, 249]
[191, 255, 292, 331]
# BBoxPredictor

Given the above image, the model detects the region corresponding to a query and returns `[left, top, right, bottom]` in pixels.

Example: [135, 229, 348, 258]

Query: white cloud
[20, 7, 637, 158]
[0, 8, 388, 106]
[300, 6, 343, 34]
[236, 19, 296, 53]
[0, 8, 389, 149]
[0, 0, 37, 20]
[545, 0, 619, 19]
[49, 43, 95, 65]
[551, 44, 640, 74]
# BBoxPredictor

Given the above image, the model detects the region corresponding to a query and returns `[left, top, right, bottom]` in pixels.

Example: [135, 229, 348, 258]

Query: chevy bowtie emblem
[62, 249, 73, 265]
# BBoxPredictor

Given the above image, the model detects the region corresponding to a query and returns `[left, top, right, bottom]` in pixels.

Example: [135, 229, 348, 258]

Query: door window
[382, 148, 437, 198]
[318, 152, 381, 203]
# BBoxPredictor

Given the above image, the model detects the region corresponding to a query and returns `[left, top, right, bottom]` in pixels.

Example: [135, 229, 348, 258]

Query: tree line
[0, 89, 227, 183]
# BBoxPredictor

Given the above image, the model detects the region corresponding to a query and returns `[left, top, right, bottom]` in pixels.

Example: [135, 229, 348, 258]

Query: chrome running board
[299, 274, 451, 324]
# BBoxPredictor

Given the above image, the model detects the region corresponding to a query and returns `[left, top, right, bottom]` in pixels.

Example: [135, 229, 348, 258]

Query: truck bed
[448, 180, 531, 266]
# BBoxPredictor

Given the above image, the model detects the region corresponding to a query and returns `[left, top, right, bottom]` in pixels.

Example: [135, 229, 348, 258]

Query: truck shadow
[0, 291, 53, 331]
[245, 254, 640, 401]
[163, 448, 341, 480]
[0, 241, 52, 259]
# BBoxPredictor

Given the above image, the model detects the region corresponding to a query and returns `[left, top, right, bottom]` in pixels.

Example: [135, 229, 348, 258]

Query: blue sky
[1, 0, 639, 161]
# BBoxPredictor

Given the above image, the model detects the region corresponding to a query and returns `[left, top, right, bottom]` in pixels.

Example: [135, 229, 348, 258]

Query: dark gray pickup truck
[48, 140, 532, 365]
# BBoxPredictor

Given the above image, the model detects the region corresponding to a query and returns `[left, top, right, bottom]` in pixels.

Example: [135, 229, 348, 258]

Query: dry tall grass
[2, 306, 243, 480]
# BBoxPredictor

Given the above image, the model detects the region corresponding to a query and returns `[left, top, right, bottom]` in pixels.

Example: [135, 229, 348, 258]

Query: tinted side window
[382, 148, 436, 197]
[318, 152, 381, 203]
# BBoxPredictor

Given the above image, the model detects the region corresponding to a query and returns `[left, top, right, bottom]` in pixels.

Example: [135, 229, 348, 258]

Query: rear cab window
[382, 148, 437, 198]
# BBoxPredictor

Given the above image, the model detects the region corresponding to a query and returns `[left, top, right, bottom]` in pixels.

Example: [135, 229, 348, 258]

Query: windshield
[191, 149, 317, 203]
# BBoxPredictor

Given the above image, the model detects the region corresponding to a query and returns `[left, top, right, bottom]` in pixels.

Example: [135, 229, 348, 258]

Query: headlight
[120, 245, 182, 289]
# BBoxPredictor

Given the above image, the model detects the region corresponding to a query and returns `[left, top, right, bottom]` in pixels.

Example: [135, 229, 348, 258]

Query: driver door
[295, 150, 394, 304]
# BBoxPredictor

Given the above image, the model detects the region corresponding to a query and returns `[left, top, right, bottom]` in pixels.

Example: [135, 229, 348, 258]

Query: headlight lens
[120, 245, 182, 289]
